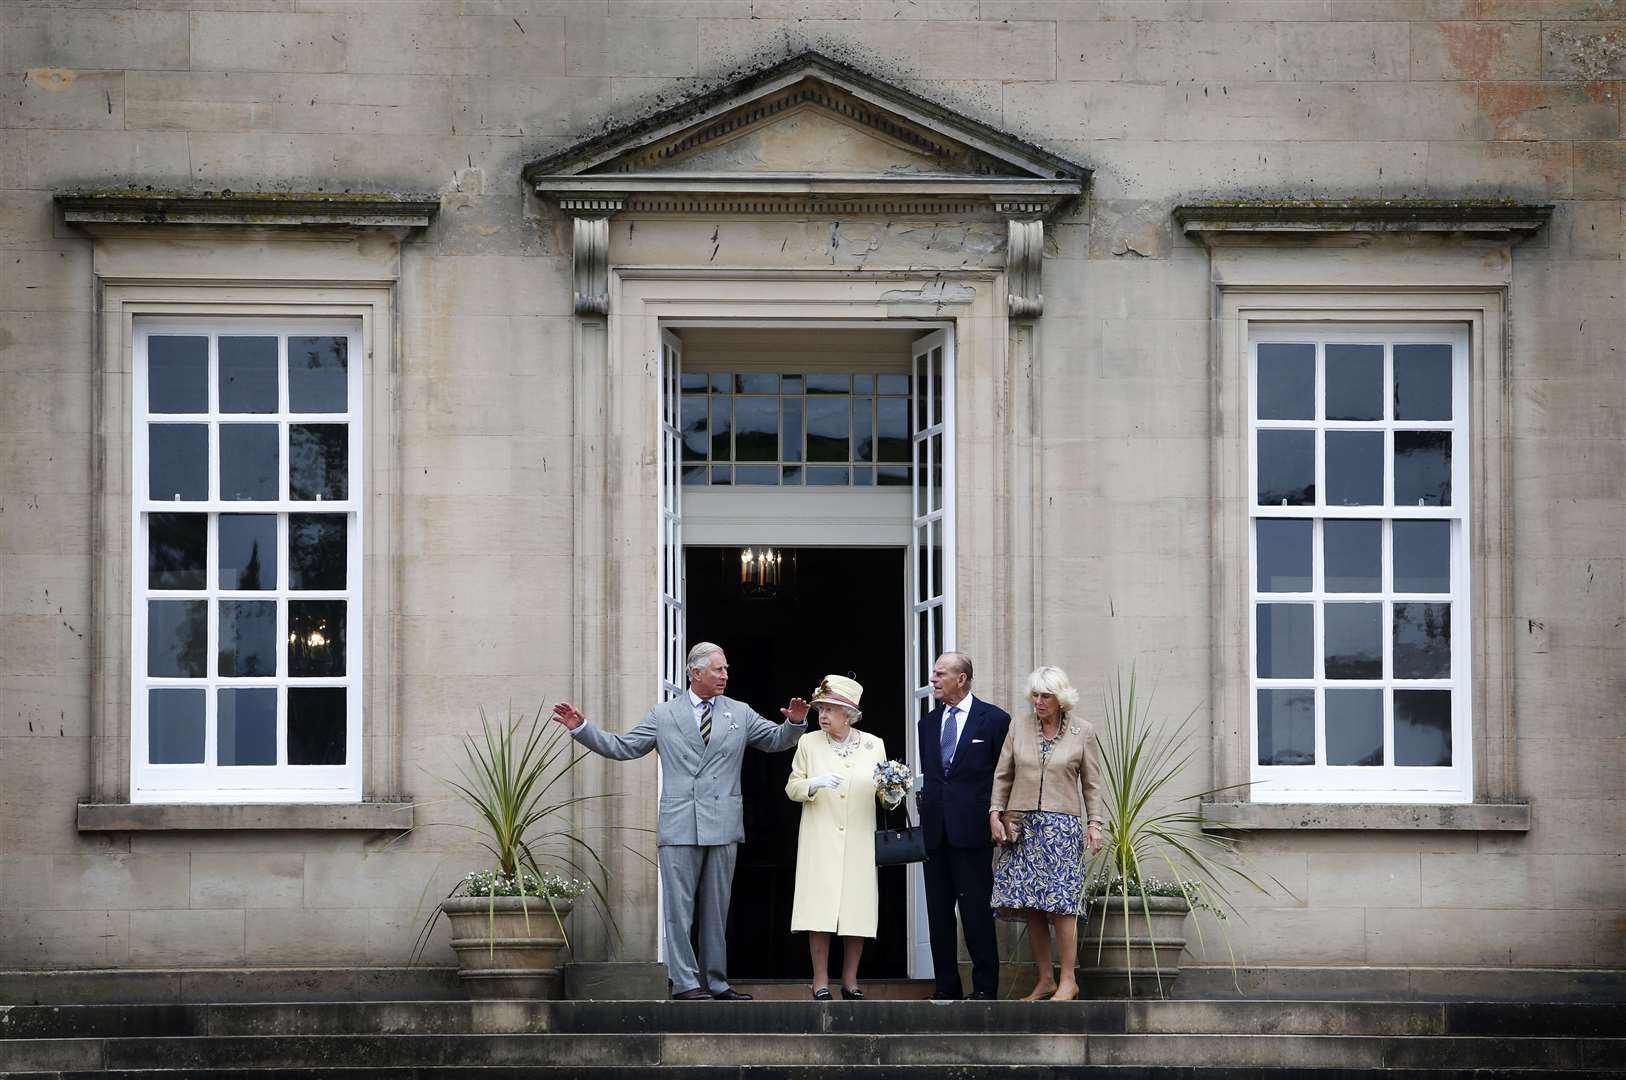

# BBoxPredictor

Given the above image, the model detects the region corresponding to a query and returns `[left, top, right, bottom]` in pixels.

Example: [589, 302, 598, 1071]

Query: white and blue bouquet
[873, 759, 914, 810]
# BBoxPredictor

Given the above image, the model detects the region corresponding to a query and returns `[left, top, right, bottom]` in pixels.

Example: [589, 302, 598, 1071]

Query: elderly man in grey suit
[552, 642, 809, 1001]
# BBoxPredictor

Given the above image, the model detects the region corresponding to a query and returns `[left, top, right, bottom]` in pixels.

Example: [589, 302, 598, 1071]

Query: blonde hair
[1026, 665, 1080, 717]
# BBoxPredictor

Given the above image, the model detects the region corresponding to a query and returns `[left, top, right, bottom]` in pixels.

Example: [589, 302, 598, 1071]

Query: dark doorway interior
[685, 545, 908, 981]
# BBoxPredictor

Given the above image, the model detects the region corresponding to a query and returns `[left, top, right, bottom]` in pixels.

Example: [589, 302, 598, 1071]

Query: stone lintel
[1200, 800, 1531, 832]
[1175, 201, 1552, 242]
[56, 190, 440, 229]
[77, 801, 415, 832]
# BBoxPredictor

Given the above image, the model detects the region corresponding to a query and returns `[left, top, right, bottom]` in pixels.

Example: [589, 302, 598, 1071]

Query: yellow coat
[785, 729, 887, 937]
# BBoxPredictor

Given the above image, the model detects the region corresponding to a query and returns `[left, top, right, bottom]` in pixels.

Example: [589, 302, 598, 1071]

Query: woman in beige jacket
[785, 675, 887, 1000]
[988, 666, 1106, 1000]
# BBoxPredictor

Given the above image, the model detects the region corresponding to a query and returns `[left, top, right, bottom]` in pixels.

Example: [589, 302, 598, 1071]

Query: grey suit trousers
[658, 842, 737, 994]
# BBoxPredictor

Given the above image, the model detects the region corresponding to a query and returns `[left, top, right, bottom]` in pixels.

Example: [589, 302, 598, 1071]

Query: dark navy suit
[917, 694, 1011, 998]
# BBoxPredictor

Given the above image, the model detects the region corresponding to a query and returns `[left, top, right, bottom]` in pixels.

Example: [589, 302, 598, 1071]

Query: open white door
[659, 329, 687, 702]
[907, 327, 954, 979]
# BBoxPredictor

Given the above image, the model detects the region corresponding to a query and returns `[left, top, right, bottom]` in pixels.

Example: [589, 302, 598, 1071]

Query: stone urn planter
[1079, 894, 1191, 998]
[441, 896, 573, 999]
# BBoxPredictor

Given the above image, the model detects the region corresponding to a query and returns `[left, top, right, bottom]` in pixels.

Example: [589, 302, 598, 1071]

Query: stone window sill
[1200, 801, 1530, 832]
[77, 801, 414, 832]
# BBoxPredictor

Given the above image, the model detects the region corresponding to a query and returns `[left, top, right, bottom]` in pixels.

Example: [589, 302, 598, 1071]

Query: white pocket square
[972, 738, 985, 744]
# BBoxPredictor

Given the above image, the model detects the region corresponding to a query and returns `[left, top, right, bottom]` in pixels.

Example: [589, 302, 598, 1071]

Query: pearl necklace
[826, 728, 861, 760]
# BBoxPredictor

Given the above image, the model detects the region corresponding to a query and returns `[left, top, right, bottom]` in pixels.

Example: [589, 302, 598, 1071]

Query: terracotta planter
[441, 895, 573, 999]
[1079, 894, 1191, 998]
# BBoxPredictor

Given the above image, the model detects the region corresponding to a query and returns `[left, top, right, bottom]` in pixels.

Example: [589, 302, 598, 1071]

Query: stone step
[1, 1031, 1621, 1074]
[0, 1069, 1616, 1080]
[3, 998, 1622, 1039]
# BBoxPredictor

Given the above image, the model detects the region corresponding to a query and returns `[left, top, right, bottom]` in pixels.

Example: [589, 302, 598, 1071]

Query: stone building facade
[0, 0, 1621, 990]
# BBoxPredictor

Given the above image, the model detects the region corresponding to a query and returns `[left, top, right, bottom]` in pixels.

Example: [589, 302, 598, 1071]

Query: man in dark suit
[917, 651, 1011, 999]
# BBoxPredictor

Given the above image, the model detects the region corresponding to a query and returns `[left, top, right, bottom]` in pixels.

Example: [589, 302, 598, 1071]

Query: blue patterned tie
[940, 705, 957, 770]
[699, 699, 712, 745]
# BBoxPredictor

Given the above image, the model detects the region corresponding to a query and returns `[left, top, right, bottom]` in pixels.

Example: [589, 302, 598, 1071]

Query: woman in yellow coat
[786, 674, 887, 1000]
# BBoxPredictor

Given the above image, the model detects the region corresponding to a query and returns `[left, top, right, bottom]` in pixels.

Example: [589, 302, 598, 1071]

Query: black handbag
[874, 805, 927, 866]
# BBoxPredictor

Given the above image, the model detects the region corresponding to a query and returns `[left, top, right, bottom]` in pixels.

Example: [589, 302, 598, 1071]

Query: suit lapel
[947, 699, 981, 775]
[924, 704, 946, 777]
[699, 695, 730, 762]
[676, 695, 705, 758]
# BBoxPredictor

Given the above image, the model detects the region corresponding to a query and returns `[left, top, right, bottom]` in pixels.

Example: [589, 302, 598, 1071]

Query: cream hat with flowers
[811, 674, 863, 711]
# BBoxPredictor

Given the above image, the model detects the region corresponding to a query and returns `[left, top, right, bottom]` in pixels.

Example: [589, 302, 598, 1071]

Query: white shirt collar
[945, 693, 975, 738]
[688, 688, 712, 710]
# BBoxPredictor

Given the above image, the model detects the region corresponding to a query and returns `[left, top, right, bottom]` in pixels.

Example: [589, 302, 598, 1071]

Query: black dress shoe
[840, 986, 864, 1000]
[930, 993, 963, 1001]
[812, 987, 832, 1001]
[712, 988, 753, 1000]
[671, 987, 710, 1000]
[970, 991, 996, 1000]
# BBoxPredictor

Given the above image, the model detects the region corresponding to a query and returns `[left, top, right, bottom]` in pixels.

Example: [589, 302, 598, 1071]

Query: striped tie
[699, 699, 712, 745]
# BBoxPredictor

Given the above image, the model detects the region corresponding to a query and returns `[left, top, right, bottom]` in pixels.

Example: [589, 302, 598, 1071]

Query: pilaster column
[560, 197, 624, 316]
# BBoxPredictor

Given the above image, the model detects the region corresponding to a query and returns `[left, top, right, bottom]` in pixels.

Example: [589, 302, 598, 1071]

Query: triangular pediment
[524, 52, 1086, 217]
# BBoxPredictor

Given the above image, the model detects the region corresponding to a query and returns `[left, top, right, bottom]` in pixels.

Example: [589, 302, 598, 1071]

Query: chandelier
[739, 547, 783, 599]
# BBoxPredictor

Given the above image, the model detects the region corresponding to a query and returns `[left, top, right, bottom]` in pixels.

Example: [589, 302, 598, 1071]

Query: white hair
[686, 641, 724, 675]
[1027, 665, 1080, 716]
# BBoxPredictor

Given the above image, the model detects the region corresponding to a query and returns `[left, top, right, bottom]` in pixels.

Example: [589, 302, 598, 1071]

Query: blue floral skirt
[991, 810, 1087, 919]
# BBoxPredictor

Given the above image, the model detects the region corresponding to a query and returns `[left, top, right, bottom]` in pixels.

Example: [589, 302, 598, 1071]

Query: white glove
[807, 773, 844, 792]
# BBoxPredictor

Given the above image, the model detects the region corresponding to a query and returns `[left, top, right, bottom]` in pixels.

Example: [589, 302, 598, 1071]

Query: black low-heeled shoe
[840, 986, 864, 1000]
[812, 987, 832, 1001]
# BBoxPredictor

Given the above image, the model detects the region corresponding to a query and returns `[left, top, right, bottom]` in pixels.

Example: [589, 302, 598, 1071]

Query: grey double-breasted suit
[572, 692, 804, 993]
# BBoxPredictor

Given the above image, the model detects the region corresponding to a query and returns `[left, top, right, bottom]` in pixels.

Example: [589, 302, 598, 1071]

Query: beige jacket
[989, 714, 1106, 825]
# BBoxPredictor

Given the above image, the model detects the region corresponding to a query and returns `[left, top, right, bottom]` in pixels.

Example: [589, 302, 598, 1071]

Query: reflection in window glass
[806, 466, 850, 486]
[1324, 603, 1381, 679]
[1325, 343, 1382, 421]
[148, 599, 207, 678]
[733, 397, 777, 462]
[1256, 603, 1313, 678]
[149, 513, 207, 590]
[1258, 688, 1314, 765]
[219, 514, 277, 591]
[289, 600, 346, 677]
[1256, 343, 1314, 420]
[807, 398, 849, 463]
[735, 465, 776, 485]
[290, 424, 348, 501]
[149, 424, 209, 501]
[1325, 689, 1383, 766]
[289, 687, 347, 765]
[1324, 520, 1381, 592]
[1256, 430, 1314, 505]
[1325, 430, 1383, 506]
[148, 688, 205, 764]
[680, 396, 707, 461]
[1394, 521, 1450, 593]
[1395, 431, 1451, 506]
[736, 373, 776, 394]
[290, 514, 346, 591]
[1256, 519, 1311, 592]
[710, 398, 732, 461]
[220, 423, 279, 501]
[218, 687, 277, 766]
[1394, 603, 1450, 678]
[219, 337, 278, 414]
[1394, 343, 1452, 421]
[1395, 689, 1451, 765]
[148, 336, 208, 414]
[219, 600, 277, 677]
[288, 336, 348, 413]
[806, 373, 848, 394]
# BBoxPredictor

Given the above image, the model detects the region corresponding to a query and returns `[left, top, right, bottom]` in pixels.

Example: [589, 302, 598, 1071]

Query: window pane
[710, 398, 732, 462]
[782, 399, 803, 463]
[1258, 688, 1314, 765]
[781, 465, 803, 485]
[1325, 343, 1382, 421]
[806, 373, 848, 394]
[877, 464, 909, 486]
[679, 371, 706, 392]
[681, 465, 706, 486]
[218, 687, 277, 766]
[781, 374, 803, 394]
[219, 599, 277, 677]
[1393, 520, 1450, 593]
[288, 336, 348, 413]
[735, 465, 777, 485]
[1256, 429, 1314, 505]
[1256, 343, 1314, 420]
[876, 398, 908, 462]
[148, 688, 205, 764]
[148, 599, 207, 677]
[1325, 688, 1383, 766]
[734, 397, 777, 462]
[1325, 431, 1383, 506]
[854, 396, 875, 463]
[853, 374, 875, 394]
[1394, 602, 1451, 678]
[289, 687, 347, 765]
[1394, 431, 1451, 507]
[220, 423, 279, 501]
[1394, 343, 1452, 421]
[289, 424, 348, 501]
[218, 336, 277, 414]
[807, 398, 850, 463]
[853, 466, 874, 486]
[290, 514, 346, 590]
[1256, 603, 1313, 678]
[736, 373, 776, 394]
[149, 513, 207, 590]
[711, 466, 731, 485]
[1324, 520, 1381, 592]
[149, 424, 209, 501]
[1324, 603, 1382, 679]
[148, 336, 208, 414]
[709, 372, 730, 393]
[288, 600, 346, 677]
[1256, 519, 1311, 592]
[219, 513, 277, 590]
[680, 395, 708, 461]
[806, 466, 850, 486]
[878, 374, 908, 396]
[1394, 689, 1452, 766]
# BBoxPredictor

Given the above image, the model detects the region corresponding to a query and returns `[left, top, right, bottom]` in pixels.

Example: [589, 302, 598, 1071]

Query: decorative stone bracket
[996, 201, 1049, 320]
[561, 196, 624, 317]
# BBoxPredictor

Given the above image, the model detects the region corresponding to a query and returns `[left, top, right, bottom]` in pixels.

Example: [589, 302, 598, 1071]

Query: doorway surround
[524, 51, 1088, 966]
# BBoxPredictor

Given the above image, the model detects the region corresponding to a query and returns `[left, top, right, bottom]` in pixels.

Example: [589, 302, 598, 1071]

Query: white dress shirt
[941, 693, 977, 753]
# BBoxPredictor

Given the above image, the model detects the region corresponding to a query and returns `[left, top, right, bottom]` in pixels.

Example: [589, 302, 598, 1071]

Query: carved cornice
[56, 189, 440, 229]
[1175, 201, 1553, 243]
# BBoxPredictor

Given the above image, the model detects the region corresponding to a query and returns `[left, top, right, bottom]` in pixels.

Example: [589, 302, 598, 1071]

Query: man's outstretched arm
[552, 702, 658, 761]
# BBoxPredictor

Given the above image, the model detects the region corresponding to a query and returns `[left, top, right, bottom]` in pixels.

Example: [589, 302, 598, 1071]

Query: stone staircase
[1, 997, 1622, 1077]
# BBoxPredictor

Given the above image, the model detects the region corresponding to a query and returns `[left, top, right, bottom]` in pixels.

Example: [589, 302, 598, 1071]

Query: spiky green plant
[409, 703, 633, 963]
[1083, 667, 1281, 996]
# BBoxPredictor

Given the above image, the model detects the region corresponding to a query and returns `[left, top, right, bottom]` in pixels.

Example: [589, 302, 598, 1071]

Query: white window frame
[131, 317, 364, 803]
[1248, 324, 1472, 804]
